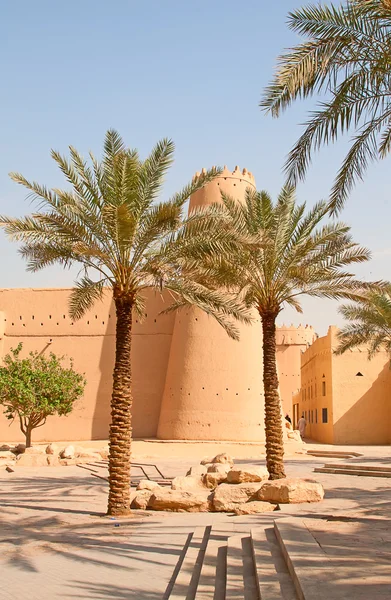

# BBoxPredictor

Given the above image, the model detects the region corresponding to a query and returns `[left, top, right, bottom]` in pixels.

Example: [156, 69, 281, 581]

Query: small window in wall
[315, 383, 317, 397]
[322, 381, 326, 396]
[322, 408, 328, 423]
[311, 386, 313, 399]
[311, 410, 314, 423]
[315, 409, 318, 424]
[356, 372, 363, 377]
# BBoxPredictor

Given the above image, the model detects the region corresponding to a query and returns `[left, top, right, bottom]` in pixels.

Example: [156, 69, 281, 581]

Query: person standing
[298, 414, 306, 439]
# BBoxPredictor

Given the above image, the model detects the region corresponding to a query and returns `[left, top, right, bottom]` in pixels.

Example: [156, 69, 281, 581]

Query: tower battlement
[276, 324, 317, 347]
[193, 165, 256, 188]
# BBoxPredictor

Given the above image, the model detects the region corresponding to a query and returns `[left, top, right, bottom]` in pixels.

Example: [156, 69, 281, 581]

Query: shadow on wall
[92, 289, 175, 440]
[334, 361, 391, 445]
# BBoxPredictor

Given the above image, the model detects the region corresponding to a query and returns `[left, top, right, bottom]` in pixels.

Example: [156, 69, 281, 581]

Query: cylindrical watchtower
[157, 167, 268, 441]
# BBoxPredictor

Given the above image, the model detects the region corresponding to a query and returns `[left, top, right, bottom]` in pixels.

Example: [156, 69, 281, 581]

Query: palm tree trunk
[107, 293, 133, 516]
[261, 311, 286, 480]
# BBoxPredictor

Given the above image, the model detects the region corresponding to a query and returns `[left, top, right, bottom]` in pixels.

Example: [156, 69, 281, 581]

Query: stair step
[195, 536, 226, 599]
[314, 467, 391, 478]
[226, 536, 245, 599]
[307, 451, 362, 458]
[274, 518, 335, 600]
[251, 528, 297, 600]
[323, 462, 391, 473]
[168, 526, 211, 599]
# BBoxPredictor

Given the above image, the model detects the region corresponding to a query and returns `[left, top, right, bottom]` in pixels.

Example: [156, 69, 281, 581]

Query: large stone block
[171, 475, 205, 491]
[131, 490, 154, 510]
[226, 465, 268, 484]
[203, 472, 227, 489]
[186, 465, 207, 476]
[207, 463, 231, 474]
[257, 478, 324, 504]
[136, 480, 160, 491]
[234, 501, 278, 515]
[149, 489, 212, 512]
[212, 482, 263, 512]
[17, 453, 51, 467]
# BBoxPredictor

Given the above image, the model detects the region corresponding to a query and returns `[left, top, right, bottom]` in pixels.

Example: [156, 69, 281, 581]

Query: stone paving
[1, 441, 391, 599]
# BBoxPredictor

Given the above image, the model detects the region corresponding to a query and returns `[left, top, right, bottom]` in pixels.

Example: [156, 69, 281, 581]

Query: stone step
[324, 462, 391, 473]
[274, 518, 332, 600]
[307, 451, 362, 458]
[314, 467, 391, 478]
[226, 535, 245, 599]
[195, 535, 226, 599]
[251, 527, 298, 600]
[167, 526, 211, 599]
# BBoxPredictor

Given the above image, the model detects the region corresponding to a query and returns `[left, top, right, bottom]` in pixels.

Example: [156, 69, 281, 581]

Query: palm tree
[336, 286, 391, 356]
[219, 186, 372, 478]
[0, 130, 251, 516]
[261, 0, 391, 213]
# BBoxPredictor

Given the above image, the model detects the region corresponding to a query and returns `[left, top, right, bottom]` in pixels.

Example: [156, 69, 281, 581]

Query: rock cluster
[130, 452, 324, 514]
[0, 443, 109, 469]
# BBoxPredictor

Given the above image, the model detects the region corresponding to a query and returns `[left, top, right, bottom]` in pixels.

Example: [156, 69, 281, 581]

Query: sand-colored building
[293, 326, 391, 444]
[0, 167, 313, 444]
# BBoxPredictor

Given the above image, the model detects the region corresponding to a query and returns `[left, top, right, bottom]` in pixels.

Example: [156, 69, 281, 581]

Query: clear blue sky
[1, 0, 389, 335]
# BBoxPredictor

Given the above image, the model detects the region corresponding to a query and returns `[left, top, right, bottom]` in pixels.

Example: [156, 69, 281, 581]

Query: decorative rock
[24, 446, 46, 454]
[200, 457, 213, 465]
[227, 465, 268, 484]
[149, 489, 212, 512]
[0, 444, 11, 452]
[186, 465, 207, 476]
[207, 463, 231, 474]
[287, 430, 302, 443]
[60, 445, 75, 459]
[15, 444, 26, 454]
[203, 472, 227, 489]
[234, 501, 278, 515]
[212, 483, 263, 512]
[75, 451, 103, 461]
[171, 475, 205, 491]
[257, 478, 324, 504]
[5, 466, 14, 473]
[131, 490, 154, 510]
[47, 455, 59, 466]
[17, 453, 51, 467]
[137, 480, 160, 491]
[0, 451, 16, 460]
[45, 443, 58, 455]
[211, 453, 234, 466]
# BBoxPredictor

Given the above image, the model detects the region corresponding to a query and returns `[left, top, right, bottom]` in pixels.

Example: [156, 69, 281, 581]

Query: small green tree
[0, 344, 86, 447]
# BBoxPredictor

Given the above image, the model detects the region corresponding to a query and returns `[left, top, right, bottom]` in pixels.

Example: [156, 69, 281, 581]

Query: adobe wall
[299, 326, 334, 443]
[299, 326, 391, 445]
[275, 325, 316, 419]
[331, 334, 391, 445]
[0, 288, 175, 442]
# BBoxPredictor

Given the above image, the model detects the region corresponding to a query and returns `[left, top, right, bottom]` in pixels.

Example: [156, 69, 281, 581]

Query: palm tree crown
[0, 130, 251, 515]
[261, 0, 391, 213]
[336, 286, 391, 356]
[220, 186, 373, 478]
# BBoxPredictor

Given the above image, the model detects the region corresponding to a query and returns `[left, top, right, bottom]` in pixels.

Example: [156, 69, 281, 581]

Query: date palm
[219, 186, 372, 478]
[0, 130, 251, 516]
[261, 0, 391, 213]
[336, 286, 391, 356]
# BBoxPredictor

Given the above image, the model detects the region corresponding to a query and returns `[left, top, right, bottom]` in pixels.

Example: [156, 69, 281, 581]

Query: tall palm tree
[218, 186, 372, 478]
[336, 286, 391, 356]
[0, 130, 251, 516]
[261, 0, 391, 213]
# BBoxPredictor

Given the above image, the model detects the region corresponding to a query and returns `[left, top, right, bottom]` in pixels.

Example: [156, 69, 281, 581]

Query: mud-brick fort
[1, 166, 388, 445]
[0, 167, 316, 444]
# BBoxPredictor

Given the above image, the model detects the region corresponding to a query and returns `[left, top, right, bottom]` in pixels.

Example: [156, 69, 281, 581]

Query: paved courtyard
[1, 441, 391, 599]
